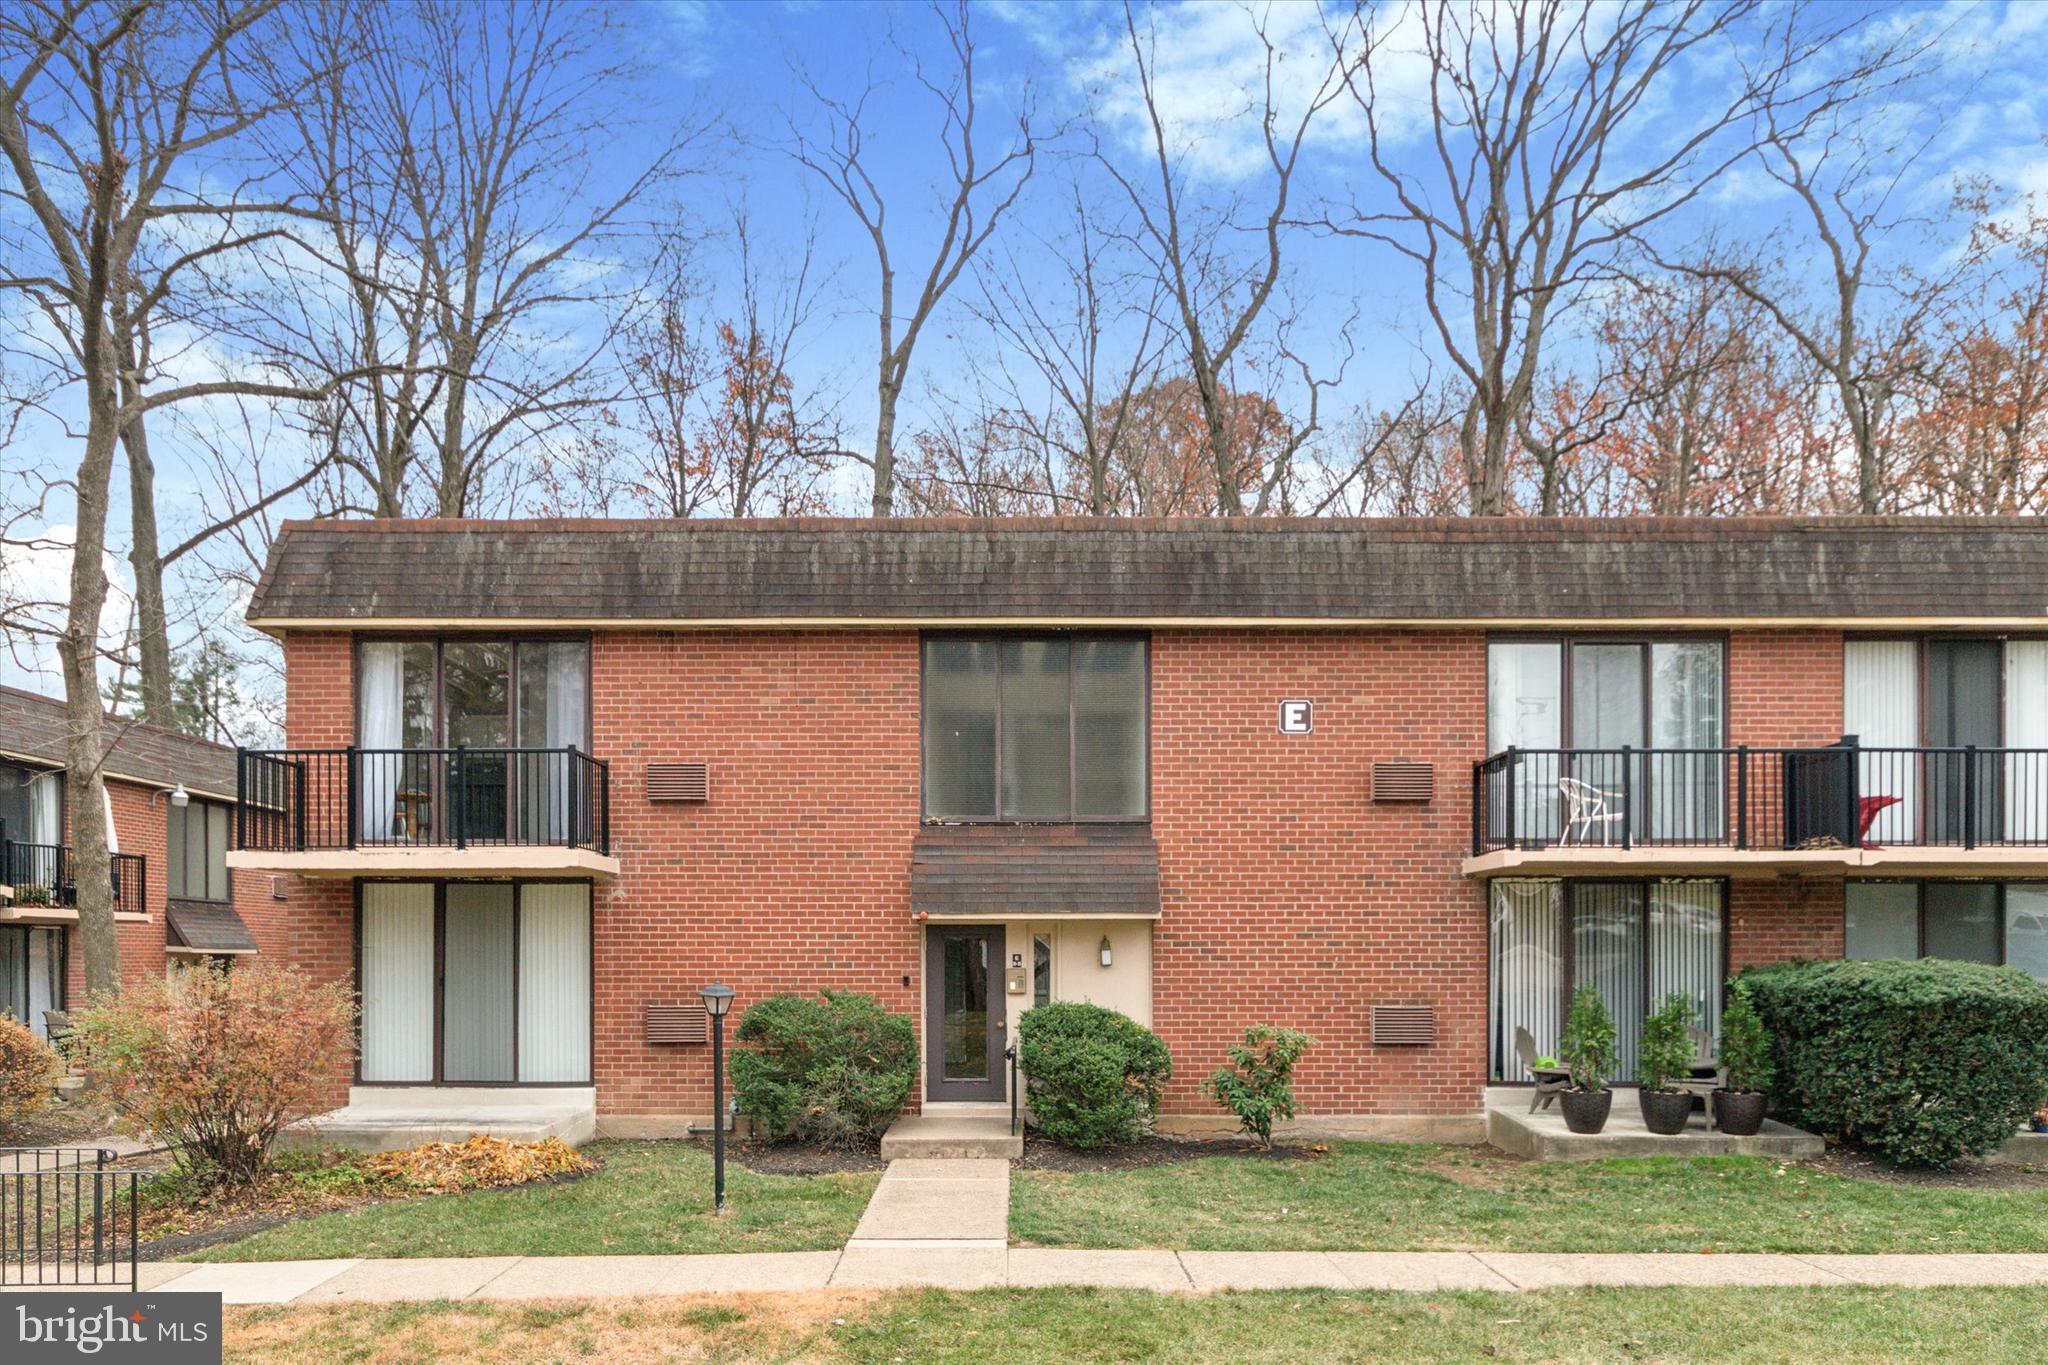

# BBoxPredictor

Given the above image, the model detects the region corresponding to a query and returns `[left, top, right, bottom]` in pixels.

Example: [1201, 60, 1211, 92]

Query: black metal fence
[237, 746, 610, 854]
[0, 1148, 144, 1291]
[0, 836, 146, 916]
[1473, 744, 2048, 854]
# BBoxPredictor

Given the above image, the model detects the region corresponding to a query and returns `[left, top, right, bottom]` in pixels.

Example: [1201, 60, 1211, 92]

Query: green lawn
[194, 1141, 876, 1261]
[1011, 1143, 2048, 1253]
[227, 1286, 2048, 1363]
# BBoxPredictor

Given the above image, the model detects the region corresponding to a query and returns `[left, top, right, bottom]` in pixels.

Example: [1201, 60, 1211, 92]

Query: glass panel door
[1572, 882, 1645, 1082]
[942, 935, 990, 1081]
[1845, 641, 1919, 844]
[1648, 643, 1724, 842]
[1571, 645, 1645, 844]
[442, 884, 516, 1082]
[926, 925, 1004, 1101]
[444, 643, 511, 844]
[1489, 881, 1564, 1081]
[2005, 885, 2048, 982]
[1927, 641, 2000, 845]
[516, 641, 590, 842]
[1648, 881, 1723, 1044]
[359, 884, 435, 1082]
[2006, 642, 2048, 842]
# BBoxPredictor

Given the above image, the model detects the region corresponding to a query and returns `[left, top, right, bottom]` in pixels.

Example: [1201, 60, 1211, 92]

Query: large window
[1490, 878, 1725, 1083]
[1487, 638, 1725, 842]
[357, 880, 592, 1084]
[0, 926, 62, 1040]
[1846, 881, 2046, 979]
[167, 799, 229, 902]
[0, 761, 61, 847]
[355, 639, 591, 844]
[922, 636, 1147, 821]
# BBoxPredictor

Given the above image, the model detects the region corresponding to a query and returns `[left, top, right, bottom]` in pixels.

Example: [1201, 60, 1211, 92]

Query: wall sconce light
[1099, 936, 1113, 968]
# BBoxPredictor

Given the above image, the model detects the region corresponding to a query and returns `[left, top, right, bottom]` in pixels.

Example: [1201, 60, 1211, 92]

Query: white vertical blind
[2006, 643, 2048, 841]
[25, 928, 55, 1039]
[360, 883, 435, 1082]
[1845, 641, 1919, 843]
[1489, 880, 1563, 1081]
[518, 883, 591, 1083]
[444, 883, 516, 1083]
[1488, 643, 1563, 841]
[1649, 880, 1723, 1045]
[1573, 883, 1646, 1082]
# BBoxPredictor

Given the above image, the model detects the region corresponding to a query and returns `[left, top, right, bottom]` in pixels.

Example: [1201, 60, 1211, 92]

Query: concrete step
[879, 1114, 1023, 1160]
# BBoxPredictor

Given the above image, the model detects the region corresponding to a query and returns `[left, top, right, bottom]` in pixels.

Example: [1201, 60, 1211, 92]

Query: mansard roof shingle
[0, 686, 240, 800]
[245, 515, 2048, 627]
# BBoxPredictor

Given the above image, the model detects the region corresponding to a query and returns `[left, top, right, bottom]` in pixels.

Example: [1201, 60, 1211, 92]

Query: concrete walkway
[840, 1157, 1010, 1287]
[44, 1250, 2048, 1304]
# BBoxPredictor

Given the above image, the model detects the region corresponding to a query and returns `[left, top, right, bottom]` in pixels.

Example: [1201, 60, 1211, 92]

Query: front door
[925, 924, 1005, 1102]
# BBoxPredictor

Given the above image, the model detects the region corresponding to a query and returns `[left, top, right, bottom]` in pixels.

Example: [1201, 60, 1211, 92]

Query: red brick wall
[260, 623, 1861, 1122]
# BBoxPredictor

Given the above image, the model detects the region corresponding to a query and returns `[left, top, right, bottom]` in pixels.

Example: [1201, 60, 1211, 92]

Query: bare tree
[1099, 3, 1349, 517]
[0, 0, 351, 994]
[266, 0, 699, 519]
[964, 183, 1168, 515]
[1332, 0, 1899, 514]
[792, 0, 1038, 516]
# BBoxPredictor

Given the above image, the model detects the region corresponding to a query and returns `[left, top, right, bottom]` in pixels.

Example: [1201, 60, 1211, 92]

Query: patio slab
[1485, 1087, 1822, 1161]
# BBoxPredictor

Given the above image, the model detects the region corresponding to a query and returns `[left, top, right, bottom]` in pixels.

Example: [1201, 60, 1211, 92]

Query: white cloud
[0, 524, 133, 697]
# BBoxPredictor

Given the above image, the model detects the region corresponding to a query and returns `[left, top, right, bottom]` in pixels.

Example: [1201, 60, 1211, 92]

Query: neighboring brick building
[1, 687, 269, 1032]
[230, 517, 2048, 1143]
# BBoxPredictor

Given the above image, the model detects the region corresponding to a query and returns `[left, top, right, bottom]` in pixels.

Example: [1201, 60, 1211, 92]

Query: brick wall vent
[1371, 761, 1434, 803]
[1371, 1004, 1435, 1046]
[645, 1003, 709, 1044]
[646, 761, 710, 803]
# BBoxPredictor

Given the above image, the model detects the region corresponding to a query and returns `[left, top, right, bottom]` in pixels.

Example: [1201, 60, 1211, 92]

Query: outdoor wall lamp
[1099, 936, 1113, 968]
[151, 782, 190, 809]
[698, 981, 736, 1210]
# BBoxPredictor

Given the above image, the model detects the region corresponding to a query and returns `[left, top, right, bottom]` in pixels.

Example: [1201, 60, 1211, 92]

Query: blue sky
[4, 0, 2048, 714]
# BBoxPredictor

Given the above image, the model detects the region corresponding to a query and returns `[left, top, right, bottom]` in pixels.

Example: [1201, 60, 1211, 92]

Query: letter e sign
[1279, 699, 1314, 735]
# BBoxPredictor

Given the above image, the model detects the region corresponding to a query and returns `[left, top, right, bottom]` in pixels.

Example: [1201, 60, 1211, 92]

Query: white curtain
[518, 883, 591, 1082]
[1489, 880, 1563, 1081]
[516, 642, 588, 842]
[1845, 641, 1918, 843]
[27, 770, 59, 844]
[25, 929, 54, 1039]
[1649, 643, 1725, 842]
[2006, 642, 2048, 842]
[359, 883, 435, 1082]
[357, 643, 406, 842]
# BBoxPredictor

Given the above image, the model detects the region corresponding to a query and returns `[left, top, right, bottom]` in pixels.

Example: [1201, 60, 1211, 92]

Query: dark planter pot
[1714, 1090, 1769, 1137]
[1559, 1087, 1612, 1134]
[1639, 1088, 1694, 1135]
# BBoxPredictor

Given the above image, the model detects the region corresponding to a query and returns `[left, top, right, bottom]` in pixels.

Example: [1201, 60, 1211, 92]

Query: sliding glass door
[0, 926, 63, 1041]
[358, 881, 591, 1084]
[356, 640, 590, 845]
[1490, 879, 1724, 1083]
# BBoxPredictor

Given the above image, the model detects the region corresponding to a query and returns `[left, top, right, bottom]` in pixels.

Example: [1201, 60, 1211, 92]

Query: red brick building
[231, 517, 2048, 1143]
[1, 687, 271, 1031]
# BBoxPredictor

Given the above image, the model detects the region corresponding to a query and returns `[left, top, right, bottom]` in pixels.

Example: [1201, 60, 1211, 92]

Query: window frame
[352, 877, 595, 1088]
[918, 631, 1152, 824]
[351, 633, 594, 753]
[1485, 631, 1730, 752]
[1845, 879, 2022, 967]
[1838, 632, 2048, 749]
[166, 796, 231, 904]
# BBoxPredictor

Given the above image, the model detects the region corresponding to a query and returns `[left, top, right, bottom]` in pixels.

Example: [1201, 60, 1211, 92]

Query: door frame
[923, 922, 1006, 1102]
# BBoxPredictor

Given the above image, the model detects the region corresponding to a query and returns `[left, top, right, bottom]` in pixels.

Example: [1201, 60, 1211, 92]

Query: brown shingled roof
[165, 900, 259, 954]
[0, 687, 240, 801]
[245, 516, 2048, 626]
[911, 824, 1161, 917]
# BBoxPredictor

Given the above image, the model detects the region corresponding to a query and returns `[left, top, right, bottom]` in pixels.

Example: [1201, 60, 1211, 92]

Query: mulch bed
[1806, 1143, 2048, 1190]
[686, 1135, 888, 1174]
[1015, 1133, 1324, 1172]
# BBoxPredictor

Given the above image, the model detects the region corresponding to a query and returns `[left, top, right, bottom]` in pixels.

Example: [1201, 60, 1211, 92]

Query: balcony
[0, 833, 147, 921]
[1467, 744, 2048, 878]
[228, 747, 618, 881]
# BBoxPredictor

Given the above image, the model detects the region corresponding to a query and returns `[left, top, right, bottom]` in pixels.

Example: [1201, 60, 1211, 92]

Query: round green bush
[1742, 957, 2048, 1167]
[729, 991, 916, 1149]
[1017, 1001, 1171, 1149]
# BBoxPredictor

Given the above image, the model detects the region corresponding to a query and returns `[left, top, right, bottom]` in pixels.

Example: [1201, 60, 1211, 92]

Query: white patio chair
[1558, 777, 1624, 846]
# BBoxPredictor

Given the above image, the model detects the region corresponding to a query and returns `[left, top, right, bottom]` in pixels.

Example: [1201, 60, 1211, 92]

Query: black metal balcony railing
[1473, 744, 2048, 855]
[236, 746, 611, 856]
[0, 827, 146, 915]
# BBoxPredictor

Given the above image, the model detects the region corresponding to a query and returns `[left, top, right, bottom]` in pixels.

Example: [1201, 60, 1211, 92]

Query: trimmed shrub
[0, 1014, 58, 1135]
[1743, 957, 2048, 1167]
[1204, 1025, 1313, 1148]
[70, 962, 354, 1187]
[1018, 1001, 1171, 1149]
[1719, 978, 1774, 1094]
[1638, 993, 1695, 1093]
[730, 991, 916, 1149]
[1560, 985, 1616, 1092]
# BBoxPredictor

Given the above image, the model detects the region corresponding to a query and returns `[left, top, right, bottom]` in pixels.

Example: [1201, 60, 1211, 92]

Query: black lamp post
[698, 981, 736, 1211]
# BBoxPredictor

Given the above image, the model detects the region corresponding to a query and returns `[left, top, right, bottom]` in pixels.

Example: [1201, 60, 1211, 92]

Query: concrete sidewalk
[26, 1250, 2048, 1304]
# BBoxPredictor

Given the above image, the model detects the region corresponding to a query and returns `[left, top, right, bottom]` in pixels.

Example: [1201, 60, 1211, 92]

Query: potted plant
[1713, 979, 1774, 1136]
[1558, 985, 1616, 1134]
[1637, 993, 1697, 1135]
